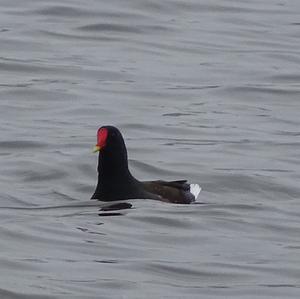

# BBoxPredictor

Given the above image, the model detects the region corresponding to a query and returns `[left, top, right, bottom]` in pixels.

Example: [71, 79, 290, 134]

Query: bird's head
[93, 125, 126, 153]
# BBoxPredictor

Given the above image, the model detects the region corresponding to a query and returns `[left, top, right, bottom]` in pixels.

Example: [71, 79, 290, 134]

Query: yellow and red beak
[93, 145, 101, 153]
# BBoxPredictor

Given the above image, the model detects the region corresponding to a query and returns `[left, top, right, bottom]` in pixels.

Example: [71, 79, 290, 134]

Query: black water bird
[91, 126, 201, 204]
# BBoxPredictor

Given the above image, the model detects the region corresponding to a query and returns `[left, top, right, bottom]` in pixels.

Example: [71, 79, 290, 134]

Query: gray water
[0, 0, 300, 298]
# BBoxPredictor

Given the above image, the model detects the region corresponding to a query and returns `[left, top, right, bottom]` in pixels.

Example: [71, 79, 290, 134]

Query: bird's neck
[97, 149, 133, 183]
[92, 147, 137, 200]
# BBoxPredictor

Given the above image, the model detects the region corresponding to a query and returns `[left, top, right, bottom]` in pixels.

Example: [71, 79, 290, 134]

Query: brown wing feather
[142, 180, 194, 204]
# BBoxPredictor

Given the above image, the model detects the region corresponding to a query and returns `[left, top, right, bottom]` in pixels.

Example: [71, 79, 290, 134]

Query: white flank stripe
[189, 184, 201, 200]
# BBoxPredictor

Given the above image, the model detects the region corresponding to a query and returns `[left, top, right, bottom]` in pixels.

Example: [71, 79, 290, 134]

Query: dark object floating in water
[91, 126, 201, 204]
[98, 212, 124, 217]
[100, 202, 133, 211]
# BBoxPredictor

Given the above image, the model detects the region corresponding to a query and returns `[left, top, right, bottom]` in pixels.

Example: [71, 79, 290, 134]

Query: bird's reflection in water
[98, 202, 133, 217]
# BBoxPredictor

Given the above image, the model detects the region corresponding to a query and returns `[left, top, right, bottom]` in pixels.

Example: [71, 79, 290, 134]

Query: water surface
[0, 0, 300, 298]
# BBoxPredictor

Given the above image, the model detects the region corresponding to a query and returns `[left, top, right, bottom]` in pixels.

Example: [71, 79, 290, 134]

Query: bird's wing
[142, 180, 197, 204]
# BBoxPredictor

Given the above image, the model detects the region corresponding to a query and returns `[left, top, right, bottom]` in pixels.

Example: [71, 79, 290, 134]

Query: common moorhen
[91, 126, 201, 204]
